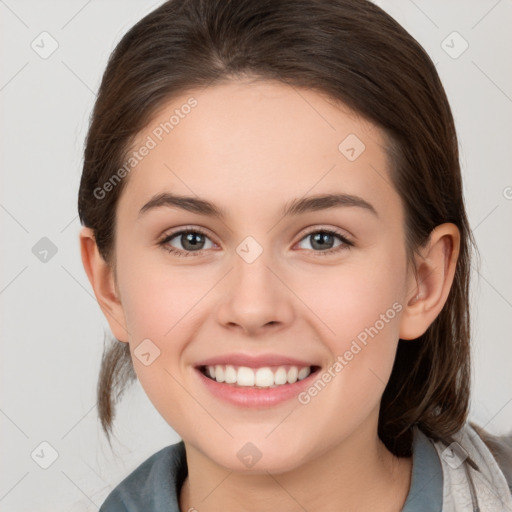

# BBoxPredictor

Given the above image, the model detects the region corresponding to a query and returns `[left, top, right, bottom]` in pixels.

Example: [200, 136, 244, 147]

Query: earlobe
[399, 223, 460, 340]
[79, 226, 129, 343]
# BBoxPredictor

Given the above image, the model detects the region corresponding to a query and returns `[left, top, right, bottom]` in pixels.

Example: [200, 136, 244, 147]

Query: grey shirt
[99, 427, 443, 511]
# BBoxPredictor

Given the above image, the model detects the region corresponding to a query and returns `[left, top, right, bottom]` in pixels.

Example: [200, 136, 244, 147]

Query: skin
[80, 79, 460, 511]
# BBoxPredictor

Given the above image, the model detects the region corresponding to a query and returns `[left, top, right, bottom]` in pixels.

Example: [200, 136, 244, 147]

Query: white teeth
[287, 366, 298, 383]
[274, 367, 288, 385]
[204, 364, 313, 387]
[224, 365, 237, 384]
[255, 367, 274, 387]
[297, 367, 311, 380]
[237, 366, 255, 386]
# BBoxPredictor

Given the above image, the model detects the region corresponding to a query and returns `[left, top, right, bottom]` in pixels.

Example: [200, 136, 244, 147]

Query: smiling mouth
[197, 364, 321, 388]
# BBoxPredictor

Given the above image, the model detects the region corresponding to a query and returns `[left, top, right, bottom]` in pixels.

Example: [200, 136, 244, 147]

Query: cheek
[305, 251, 404, 340]
[117, 248, 201, 340]
[293, 252, 405, 422]
[115, 251, 199, 412]
[299, 248, 406, 408]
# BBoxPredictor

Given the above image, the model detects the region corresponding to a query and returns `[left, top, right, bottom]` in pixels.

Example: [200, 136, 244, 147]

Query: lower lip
[194, 367, 320, 408]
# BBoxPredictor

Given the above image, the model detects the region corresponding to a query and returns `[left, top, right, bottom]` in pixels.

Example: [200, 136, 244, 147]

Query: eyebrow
[138, 192, 378, 220]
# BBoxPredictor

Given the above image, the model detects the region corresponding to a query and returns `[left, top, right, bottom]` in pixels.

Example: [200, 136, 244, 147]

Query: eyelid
[158, 225, 218, 247]
[158, 224, 354, 257]
[295, 224, 354, 242]
[160, 224, 352, 243]
[293, 226, 354, 255]
[159, 225, 215, 241]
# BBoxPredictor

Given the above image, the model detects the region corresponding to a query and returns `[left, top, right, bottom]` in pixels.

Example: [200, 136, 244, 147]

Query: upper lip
[194, 353, 320, 369]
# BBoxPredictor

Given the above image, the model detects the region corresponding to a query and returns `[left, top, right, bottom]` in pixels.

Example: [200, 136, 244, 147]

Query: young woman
[78, 0, 512, 510]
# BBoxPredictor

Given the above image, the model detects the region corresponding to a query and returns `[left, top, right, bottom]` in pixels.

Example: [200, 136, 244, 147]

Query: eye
[295, 228, 353, 256]
[158, 227, 215, 257]
[158, 227, 354, 258]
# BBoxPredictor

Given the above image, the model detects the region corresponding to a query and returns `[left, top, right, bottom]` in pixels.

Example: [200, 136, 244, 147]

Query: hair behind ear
[97, 332, 136, 446]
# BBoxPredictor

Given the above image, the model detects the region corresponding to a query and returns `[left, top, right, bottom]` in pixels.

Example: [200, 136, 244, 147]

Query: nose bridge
[216, 233, 294, 332]
[232, 233, 276, 296]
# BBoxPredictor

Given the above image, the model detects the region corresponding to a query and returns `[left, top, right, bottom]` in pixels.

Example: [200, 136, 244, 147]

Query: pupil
[312, 232, 333, 250]
[183, 232, 204, 250]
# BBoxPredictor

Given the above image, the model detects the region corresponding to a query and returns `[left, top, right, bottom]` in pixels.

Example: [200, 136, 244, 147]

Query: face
[111, 79, 413, 472]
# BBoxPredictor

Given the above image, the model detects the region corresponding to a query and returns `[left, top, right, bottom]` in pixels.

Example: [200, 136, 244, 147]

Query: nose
[216, 244, 295, 336]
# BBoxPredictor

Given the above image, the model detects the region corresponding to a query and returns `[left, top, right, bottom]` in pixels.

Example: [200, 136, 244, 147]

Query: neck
[179, 424, 412, 512]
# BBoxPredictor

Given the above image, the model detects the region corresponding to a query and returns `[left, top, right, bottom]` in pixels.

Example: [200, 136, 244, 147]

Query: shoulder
[427, 420, 512, 506]
[469, 421, 512, 496]
[99, 440, 187, 512]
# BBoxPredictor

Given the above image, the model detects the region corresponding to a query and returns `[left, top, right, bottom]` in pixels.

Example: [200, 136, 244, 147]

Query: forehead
[117, 79, 399, 222]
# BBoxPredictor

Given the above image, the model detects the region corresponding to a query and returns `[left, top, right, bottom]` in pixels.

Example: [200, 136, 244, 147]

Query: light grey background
[1, 0, 511, 510]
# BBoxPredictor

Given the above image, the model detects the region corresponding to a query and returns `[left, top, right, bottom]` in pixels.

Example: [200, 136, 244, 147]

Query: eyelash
[158, 226, 354, 258]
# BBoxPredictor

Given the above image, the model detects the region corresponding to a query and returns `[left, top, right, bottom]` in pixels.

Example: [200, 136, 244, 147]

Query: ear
[399, 223, 460, 340]
[79, 226, 129, 343]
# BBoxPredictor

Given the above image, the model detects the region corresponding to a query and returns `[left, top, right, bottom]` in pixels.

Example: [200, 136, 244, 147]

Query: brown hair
[78, 0, 477, 456]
